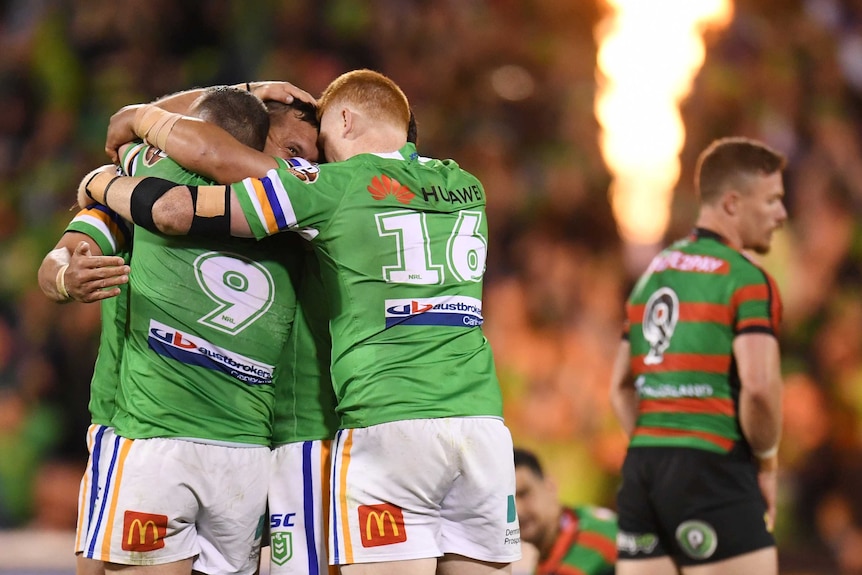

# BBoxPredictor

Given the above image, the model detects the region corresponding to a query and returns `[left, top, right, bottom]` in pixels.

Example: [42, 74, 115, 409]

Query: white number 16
[375, 209, 487, 285]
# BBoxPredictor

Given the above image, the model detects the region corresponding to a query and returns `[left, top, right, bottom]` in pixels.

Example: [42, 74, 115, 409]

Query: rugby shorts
[329, 417, 522, 566]
[78, 435, 269, 575]
[268, 439, 338, 575]
[616, 446, 774, 566]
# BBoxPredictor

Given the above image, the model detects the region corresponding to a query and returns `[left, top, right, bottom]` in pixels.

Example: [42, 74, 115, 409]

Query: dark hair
[514, 447, 544, 478]
[188, 86, 270, 151]
[695, 137, 786, 204]
[265, 99, 320, 131]
[407, 108, 418, 145]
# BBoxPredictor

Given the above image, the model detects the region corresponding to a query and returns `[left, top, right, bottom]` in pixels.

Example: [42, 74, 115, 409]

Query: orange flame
[595, 0, 733, 245]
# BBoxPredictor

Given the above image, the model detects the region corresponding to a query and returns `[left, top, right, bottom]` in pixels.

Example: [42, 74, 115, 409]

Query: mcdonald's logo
[358, 503, 407, 548]
[122, 510, 168, 552]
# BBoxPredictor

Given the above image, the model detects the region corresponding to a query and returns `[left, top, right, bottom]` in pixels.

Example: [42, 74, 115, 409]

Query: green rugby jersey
[116, 144, 299, 445]
[536, 506, 617, 575]
[625, 228, 782, 453]
[234, 143, 503, 428]
[66, 205, 132, 426]
[272, 247, 339, 444]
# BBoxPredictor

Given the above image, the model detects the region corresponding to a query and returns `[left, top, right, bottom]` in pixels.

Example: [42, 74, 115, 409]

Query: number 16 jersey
[233, 143, 503, 429]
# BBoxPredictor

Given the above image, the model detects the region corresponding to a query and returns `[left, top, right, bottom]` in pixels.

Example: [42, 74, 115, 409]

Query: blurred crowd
[2, 0, 862, 572]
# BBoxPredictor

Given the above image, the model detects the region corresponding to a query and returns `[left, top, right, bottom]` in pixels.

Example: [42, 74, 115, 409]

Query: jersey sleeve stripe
[633, 426, 734, 451]
[250, 178, 280, 233]
[260, 175, 289, 230]
[639, 397, 735, 417]
[234, 179, 269, 236]
[577, 530, 617, 564]
[263, 169, 299, 229]
[736, 318, 773, 331]
[122, 142, 147, 176]
[69, 213, 119, 254]
[731, 283, 769, 307]
[632, 353, 731, 376]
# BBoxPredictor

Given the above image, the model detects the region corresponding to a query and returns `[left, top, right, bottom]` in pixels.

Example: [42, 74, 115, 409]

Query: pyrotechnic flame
[595, 0, 733, 245]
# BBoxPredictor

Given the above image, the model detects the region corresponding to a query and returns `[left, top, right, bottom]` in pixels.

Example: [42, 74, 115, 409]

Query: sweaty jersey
[66, 204, 132, 426]
[624, 228, 782, 454]
[536, 506, 617, 575]
[116, 144, 299, 445]
[234, 143, 503, 428]
[272, 246, 339, 444]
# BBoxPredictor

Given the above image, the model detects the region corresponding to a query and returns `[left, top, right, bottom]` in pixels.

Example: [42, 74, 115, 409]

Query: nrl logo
[285, 158, 319, 183]
[270, 531, 293, 566]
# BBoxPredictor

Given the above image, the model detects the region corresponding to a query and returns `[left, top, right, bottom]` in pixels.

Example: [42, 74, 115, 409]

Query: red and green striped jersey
[624, 228, 782, 453]
[536, 506, 617, 575]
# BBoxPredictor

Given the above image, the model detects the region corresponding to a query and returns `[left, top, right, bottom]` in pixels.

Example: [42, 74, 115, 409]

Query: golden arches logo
[122, 511, 167, 552]
[358, 503, 407, 548]
[366, 510, 399, 540]
[128, 519, 159, 545]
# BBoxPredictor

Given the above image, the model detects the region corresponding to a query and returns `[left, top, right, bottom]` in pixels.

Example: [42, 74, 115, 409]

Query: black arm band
[128, 177, 179, 232]
[188, 185, 232, 237]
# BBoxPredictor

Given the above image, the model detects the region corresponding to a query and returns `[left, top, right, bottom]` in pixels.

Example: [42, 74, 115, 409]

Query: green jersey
[625, 228, 783, 454]
[272, 247, 339, 445]
[234, 145, 503, 428]
[116, 144, 299, 445]
[536, 506, 617, 575]
[66, 205, 132, 426]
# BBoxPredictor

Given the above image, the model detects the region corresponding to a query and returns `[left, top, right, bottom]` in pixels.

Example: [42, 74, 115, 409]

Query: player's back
[625, 228, 781, 454]
[114, 144, 300, 446]
[260, 145, 504, 429]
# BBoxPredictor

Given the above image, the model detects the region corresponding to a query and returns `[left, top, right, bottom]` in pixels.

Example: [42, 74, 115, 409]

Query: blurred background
[1, 0, 861, 573]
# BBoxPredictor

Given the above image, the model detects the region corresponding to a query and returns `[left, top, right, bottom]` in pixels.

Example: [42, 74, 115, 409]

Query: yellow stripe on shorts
[101, 437, 134, 559]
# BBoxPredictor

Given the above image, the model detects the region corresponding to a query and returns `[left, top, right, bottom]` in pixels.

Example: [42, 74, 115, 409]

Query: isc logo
[270, 513, 297, 528]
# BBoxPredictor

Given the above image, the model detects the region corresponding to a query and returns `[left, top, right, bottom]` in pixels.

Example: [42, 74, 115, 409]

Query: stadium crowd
[1, 0, 862, 572]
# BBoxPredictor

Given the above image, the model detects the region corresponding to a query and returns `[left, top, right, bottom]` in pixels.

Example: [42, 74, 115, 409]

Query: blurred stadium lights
[594, 0, 733, 261]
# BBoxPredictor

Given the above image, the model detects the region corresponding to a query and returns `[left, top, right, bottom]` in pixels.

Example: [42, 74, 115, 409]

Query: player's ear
[722, 190, 740, 216]
[342, 107, 354, 137]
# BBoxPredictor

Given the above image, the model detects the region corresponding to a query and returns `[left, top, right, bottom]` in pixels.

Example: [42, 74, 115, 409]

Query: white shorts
[329, 417, 521, 565]
[78, 434, 270, 575]
[268, 440, 338, 575]
[76, 424, 116, 555]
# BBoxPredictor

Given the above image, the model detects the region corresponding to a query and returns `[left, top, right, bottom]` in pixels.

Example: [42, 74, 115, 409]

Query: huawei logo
[368, 175, 414, 204]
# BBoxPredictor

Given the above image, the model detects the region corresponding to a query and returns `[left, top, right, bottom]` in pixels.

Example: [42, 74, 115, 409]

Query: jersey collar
[691, 227, 728, 244]
[371, 143, 419, 162]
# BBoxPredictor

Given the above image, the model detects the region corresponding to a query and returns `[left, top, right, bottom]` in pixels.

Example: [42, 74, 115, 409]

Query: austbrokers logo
[122, 510, 168, 552]
[358, 503, 407, 548]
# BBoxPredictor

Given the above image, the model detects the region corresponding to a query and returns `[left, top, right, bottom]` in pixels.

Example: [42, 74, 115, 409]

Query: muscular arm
[106, 106, 278, 181]
[735, 332, 782, 530]
[609, 339, 638, 436]
[734, 332, 783, 453]
[148, 81, 315, 113]
[38, 233, 129, 303]
[105, 80, 314, 168]
[78, 167, 253, 238]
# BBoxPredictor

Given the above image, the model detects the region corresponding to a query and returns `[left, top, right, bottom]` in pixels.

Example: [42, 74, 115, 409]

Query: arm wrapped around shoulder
[77, 164, 119, 209]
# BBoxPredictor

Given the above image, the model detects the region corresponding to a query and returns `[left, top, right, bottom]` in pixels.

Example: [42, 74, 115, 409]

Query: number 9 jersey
[115, 143, 301, 445]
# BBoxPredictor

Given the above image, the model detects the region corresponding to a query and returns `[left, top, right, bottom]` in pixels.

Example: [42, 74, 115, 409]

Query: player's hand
[77, 164, 117, 209]
[64, 241, 130, 303]
[250, 81, 317, 106]
[757, 458, 778, 533]
[105, 104, 143, 164]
